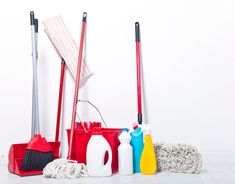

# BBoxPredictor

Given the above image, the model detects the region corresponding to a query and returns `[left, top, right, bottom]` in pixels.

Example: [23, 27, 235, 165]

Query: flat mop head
[154, 143, 202, 174]
[43, 16, 92, 81]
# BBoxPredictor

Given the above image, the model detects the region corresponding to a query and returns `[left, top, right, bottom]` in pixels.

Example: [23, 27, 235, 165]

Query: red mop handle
[68, 12, 87, 159]
[135, 22, 142, 124]
[55, 59, 66, 142]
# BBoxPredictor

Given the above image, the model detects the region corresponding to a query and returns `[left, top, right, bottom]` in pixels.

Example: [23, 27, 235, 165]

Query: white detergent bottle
[86, 127, 112, 177]
[118, 128, 133, 175]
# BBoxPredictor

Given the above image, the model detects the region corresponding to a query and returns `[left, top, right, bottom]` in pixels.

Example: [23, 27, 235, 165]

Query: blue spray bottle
[130, 127, 144, 173]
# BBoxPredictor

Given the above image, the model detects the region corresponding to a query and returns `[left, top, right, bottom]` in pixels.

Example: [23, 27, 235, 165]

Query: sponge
[154, 143, 202, 174]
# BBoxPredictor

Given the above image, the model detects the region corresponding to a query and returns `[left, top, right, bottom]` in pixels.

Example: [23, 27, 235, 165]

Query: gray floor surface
[1, 164, 235, 184]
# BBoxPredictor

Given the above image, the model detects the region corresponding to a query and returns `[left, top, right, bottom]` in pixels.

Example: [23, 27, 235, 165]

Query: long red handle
[68, 12, 87, 159]
[135, 22, 142, 124]
[55, 59, 66, 142]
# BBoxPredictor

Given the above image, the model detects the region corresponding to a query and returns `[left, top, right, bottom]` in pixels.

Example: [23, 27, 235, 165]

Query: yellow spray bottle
[140, 125, 157, 175]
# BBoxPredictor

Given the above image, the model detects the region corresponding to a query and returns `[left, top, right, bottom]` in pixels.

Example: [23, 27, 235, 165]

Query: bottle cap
[122, 128, 128, 132]
[119, 128, 131, 143]
[143, 124, 151, 135]
[132, 123, 138, 130]
[130, 127, 143, 141]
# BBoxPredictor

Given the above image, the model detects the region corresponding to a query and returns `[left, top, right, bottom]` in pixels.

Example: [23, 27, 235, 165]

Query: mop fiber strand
[43, 158, 88, 179]
[154, 143, 202, 174]
[21, 150, 55, 171]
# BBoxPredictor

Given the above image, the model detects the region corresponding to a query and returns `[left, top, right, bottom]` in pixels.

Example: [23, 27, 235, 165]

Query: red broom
[21, 11, 54, 171]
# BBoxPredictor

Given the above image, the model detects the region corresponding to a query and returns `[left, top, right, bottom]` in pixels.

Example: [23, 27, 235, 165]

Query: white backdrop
[1, 0, 235, 162]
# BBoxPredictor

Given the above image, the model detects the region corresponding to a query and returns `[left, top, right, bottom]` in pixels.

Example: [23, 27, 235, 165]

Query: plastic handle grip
[135, 22, 140, 42]
[102, 143, 112, 172]
[83, 12, 87, 22]
[35, 19, 38, 33]
[30, 11, 35, 25]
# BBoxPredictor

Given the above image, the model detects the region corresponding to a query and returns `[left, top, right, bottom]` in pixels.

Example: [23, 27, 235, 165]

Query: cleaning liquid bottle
[86, 127, 112, 177]
[130, 127, 144, 173]
[140, 125, 157, 175]
[118, 128, 133, 175]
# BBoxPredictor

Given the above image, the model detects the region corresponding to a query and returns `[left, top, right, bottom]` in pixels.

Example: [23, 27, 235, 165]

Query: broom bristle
[21, 150, 55, 171]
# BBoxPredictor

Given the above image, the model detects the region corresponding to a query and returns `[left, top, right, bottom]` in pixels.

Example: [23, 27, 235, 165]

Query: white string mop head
[43, 158, 88, 179]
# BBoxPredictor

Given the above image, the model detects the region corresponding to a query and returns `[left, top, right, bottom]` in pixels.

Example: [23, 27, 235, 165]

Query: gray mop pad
[154, 143, 202, 174]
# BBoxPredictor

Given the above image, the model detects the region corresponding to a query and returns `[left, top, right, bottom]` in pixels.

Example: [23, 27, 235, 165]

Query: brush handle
[31, 64, 36, 138]
[34, 17, 40, 135]
[135, 22, 142, 125]
[30, 11, 40, 136]
[30, 11, 37, 138]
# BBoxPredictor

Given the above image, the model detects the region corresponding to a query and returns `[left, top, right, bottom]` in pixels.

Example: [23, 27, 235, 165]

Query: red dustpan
[8, 142, 60, 176]
[8, 59, 65, 176]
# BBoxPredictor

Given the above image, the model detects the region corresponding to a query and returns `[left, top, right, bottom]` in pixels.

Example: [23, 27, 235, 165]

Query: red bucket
[67, 122, 121, 173]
